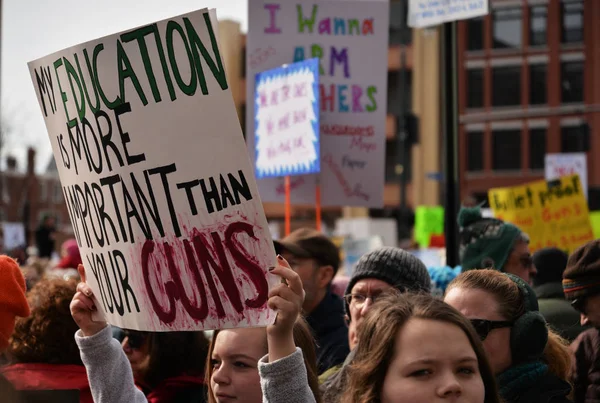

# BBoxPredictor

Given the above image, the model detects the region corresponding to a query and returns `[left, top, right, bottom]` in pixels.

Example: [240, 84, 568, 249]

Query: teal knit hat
[458, 207, 522, 272]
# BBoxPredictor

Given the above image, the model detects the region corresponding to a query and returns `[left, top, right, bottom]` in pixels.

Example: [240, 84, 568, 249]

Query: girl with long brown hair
[445, 269, 572, 403]
[341, 292, 501, 403]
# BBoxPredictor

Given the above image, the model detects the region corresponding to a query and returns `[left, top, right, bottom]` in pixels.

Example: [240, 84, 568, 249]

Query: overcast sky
[1, 0, 248, 172]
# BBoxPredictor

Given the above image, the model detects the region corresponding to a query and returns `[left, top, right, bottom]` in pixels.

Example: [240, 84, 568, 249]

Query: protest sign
[255, 59, 320, 178]
[590, 211, 600, 239]
[545, 153, 588, 199]
[2, 223, 26, 251]
[248, 0, 390, 206]
[488, 175, 593, 254]
[28, 9, 279, 331]
[408, 0, 488, 28]
[414, 206, 444, 248]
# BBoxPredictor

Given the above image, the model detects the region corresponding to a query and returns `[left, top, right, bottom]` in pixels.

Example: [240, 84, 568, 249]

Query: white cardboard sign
[28, 9, 278, 331]
[247, 0, 390, 207]
[408, 0, 488, 28]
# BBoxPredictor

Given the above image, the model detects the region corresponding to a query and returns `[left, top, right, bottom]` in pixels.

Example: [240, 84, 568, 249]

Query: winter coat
[306, 290, 349, 374]
[571, 327, 600, 403]
[497, 361, 572, 403]
[535, 282, 588, 341]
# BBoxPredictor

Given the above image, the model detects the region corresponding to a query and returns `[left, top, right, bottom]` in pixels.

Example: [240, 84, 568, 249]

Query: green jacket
[535, 282, 588, 342]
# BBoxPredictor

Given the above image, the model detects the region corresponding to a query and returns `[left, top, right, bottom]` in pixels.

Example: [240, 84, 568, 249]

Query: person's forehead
[396, 318, 477, 364]
[213, 328, 266, 356]
[444, 287, 503, 320]
[352, 278, 392, 293]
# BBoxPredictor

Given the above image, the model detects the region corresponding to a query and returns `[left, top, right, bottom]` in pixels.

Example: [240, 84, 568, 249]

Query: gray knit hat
[344, 247, 431, 317]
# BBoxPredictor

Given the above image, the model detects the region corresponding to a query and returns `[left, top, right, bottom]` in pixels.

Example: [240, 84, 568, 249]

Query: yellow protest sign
[488, 175, 593, 254]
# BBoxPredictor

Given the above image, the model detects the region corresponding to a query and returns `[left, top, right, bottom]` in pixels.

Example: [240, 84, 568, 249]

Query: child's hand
[266, 255, 305, 361]
[70, 265, 107, 337]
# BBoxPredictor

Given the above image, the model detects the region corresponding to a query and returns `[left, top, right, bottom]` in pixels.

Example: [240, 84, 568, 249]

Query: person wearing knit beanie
[344, 247, 431, 349]
[563, 240, 600, 325]
[0, 255, 30, 352]
[563, 240, 600, 401]
[320, 247, 430, 402]
[458, 206, 538, 285]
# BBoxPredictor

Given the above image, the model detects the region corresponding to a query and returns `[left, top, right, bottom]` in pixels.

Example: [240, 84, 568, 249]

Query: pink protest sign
[247, 0, 390, 207]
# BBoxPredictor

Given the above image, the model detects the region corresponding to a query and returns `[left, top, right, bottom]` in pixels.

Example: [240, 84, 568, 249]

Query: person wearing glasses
[458, 206, 538, 285]
[562, 240, 600, 403]
[445, 269, 572, 403]
[320, 247, 431, 403]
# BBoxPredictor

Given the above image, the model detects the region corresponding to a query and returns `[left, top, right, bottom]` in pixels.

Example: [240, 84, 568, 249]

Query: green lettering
[64, 57, 86, 121]
[53, 58, 76, 127]
[76, 52, 100, 114]
[297, 5, 318, 33]
[166, 21, 197, 95]
[120, 24, 163, 103]
[117, 40, 148, 106]
[366, 86, 377, 112]
[311, 44, 324, 75]
[90, 44, 121, 109]
[183, 14, 228, 95]
[348, 19, 360, 35]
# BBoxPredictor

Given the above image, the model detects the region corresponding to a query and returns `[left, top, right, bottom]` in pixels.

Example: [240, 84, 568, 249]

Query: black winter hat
[532, 248, 569, 287]
[344, 247, 431, 318]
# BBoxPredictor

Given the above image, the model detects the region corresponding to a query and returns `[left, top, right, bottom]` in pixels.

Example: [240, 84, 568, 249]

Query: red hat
[0, 256, 30, 351]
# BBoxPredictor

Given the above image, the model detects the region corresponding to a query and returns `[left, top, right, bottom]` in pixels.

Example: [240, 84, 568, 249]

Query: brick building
[458, 0, 600, 207]
[0, 149, 71, 251]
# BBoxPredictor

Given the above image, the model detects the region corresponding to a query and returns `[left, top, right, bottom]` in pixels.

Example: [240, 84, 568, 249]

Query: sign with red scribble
[27, 9, 278, 331]
[545, 153, 588, 200]
[247, 0, 390, 207]
[254, 58, 320, 178]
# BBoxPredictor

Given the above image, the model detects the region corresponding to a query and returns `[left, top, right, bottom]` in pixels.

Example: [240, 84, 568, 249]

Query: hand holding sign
[267, 255, 305, 363]
[71, 265, 107, 337]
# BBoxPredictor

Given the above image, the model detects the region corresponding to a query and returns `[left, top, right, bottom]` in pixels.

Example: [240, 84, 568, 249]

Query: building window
[561, 124, 589, 153]
[529, 64, 547, 105]
[467, 131, 484, 172]
[529, 6, 547, 46]
[492, 66, 521, 107]
[529, 128, 546, 170]
[467, 69, 484, 109]
[493, 8, 522, 49]
[561, 0, 584, 44]
[493, 129, 521, 171]
[561, 61, 584, 103]
[467, 17, 484, 51]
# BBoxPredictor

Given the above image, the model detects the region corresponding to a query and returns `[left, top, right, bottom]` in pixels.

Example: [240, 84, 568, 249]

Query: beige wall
[411, 27, 441, 207]
[217, 20, 243, 120]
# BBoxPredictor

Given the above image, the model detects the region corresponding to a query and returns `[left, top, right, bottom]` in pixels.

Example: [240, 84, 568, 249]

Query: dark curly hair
[7, 277, 81, 365]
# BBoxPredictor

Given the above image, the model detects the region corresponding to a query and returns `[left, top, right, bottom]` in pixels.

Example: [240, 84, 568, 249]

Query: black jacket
[306, 290, 350, 374]
[535, 282, 588, 342]
[500, 367, 572, 403]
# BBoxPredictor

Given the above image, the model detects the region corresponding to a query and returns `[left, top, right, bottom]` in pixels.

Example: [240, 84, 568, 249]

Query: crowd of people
[0, 205, 600, 402]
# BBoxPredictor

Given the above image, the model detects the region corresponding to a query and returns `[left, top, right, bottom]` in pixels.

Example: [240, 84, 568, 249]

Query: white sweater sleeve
[258, 347, 317, 403]
[75, 325, 148, 403]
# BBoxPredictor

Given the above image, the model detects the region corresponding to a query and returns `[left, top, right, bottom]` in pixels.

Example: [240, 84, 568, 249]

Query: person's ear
[316, 265, 335, 288]
[344, 314, 350, 325]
